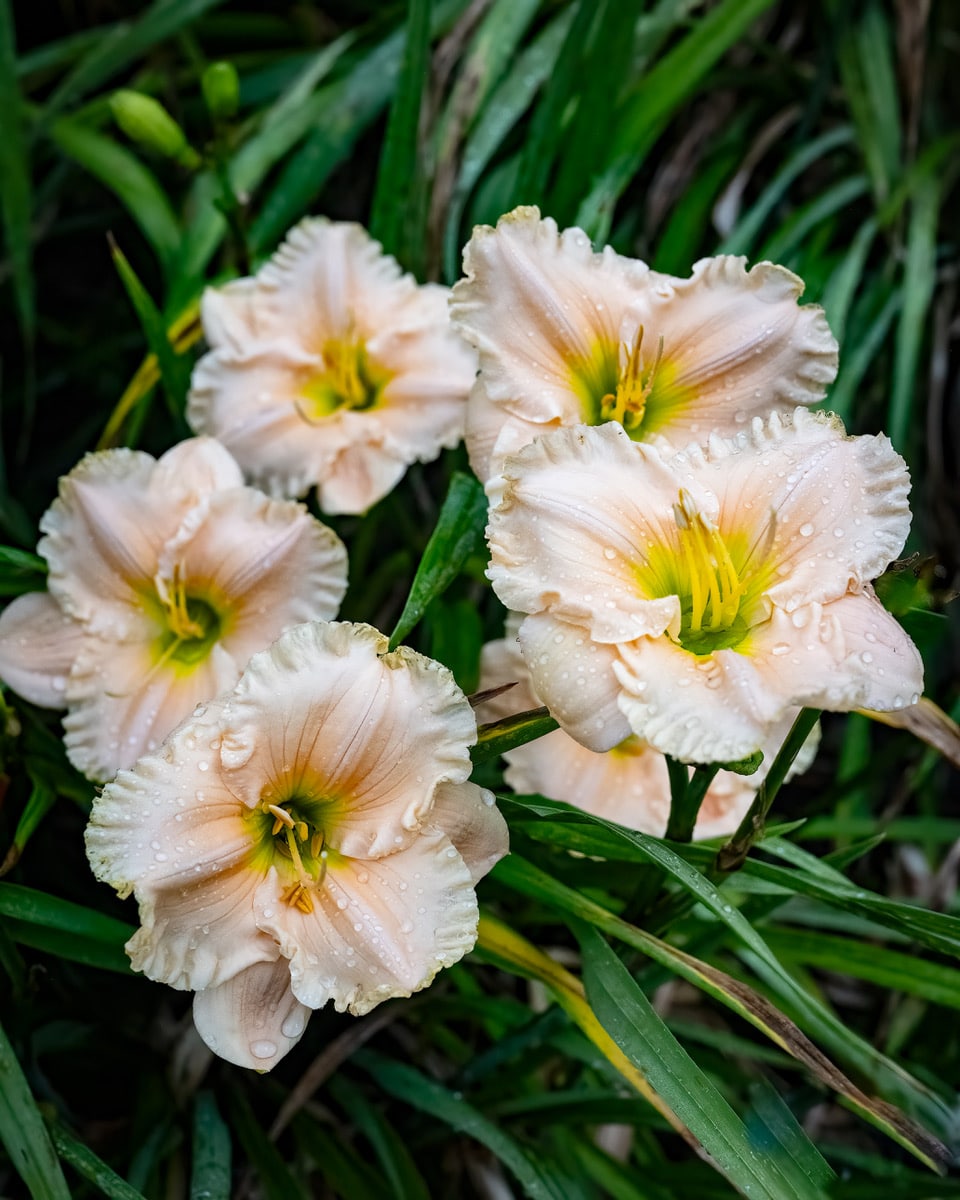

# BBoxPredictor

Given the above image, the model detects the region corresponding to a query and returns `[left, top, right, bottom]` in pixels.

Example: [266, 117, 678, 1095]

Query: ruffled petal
[668, 409, 912, 611]
[745, 591, 924, 714]
[85, 738, 274, 991]
[254, 827, 479, 1014]
[613, 636, 773, 763]
[156, 488, 347, 663]
[487, 424, 683, 641]
[517, 614, 632, 752]
[451, 206, 648, 429]
[187, 348, 328, 500]
[427, 782, 508, 884]
[629, 256, 837, 438]
[0, 592, 83, 708]
[38, 448, 173, 628]
[312, 421, 410, 515]
[150, 436, 244, 502]
[217, 622, 477, 858]
[192, 960, 310, 1071]
[63, 637, 238, 781]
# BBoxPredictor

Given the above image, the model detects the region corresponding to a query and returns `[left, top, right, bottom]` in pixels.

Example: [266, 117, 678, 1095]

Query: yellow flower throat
[248, 793, 334, 913]
[673, 490, 746, 641]
[299, 336, 389, 422]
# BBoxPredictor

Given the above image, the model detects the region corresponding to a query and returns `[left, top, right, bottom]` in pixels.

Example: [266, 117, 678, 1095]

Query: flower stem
[665, 757, 721, 843]
[714, 707, 821, 874]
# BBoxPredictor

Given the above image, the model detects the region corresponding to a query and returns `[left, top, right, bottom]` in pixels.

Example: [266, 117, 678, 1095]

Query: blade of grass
[109, 238, 190, 428]
[369, 0, 431, 268]
[577, 0, 778, 242]
[890, 172, 939, 450]
[353, 1047, 577, 1200]
[388, 470, 487, 650]
[47, 1120, 146, 1200]
[442, 7, 573, 280]
[0, 0, 34, 342]
[577, 922, 832, 1200]
[190, 1092, 231, 1200]
[48, 117, 180, 272]
[0, 1017, 71, 1200]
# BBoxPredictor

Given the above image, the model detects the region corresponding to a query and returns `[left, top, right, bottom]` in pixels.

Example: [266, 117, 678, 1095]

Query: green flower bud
[110, 90, 200, 169]
[202, 61, 240, 121]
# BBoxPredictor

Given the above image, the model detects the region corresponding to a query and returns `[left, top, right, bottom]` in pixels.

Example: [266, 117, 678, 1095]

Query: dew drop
[281, 1010, 307, 1039]
[250, 1040, 277, 1060]
[799, 523, 814, 537]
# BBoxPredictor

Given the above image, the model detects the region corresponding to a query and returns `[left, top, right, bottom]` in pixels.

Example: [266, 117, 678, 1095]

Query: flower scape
[0, 206, 931, 1097]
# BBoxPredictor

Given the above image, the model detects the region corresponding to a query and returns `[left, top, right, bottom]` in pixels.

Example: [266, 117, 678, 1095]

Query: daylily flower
[187, 219, 477, 514]
[84, 621, 508, 1070]
[485, 411, 923, 764]
[0, 439, 347, 782]
[449, 206, 838, 481]
[478, 625, 817, 839]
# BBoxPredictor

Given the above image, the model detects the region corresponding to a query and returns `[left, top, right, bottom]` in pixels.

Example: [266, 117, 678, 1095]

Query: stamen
[267, 803, 296, 829]
[599, 327, 666, 432]
[673, 489, 746, 641]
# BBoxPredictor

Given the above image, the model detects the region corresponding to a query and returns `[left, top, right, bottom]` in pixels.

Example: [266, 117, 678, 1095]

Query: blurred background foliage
[1, 1, 959, 1197]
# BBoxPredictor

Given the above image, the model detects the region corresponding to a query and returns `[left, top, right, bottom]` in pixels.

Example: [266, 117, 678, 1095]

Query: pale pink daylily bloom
[478, 628, 816, 839]
[85, 621, 508, 1071]
[449, 206, 838, 481]
[485, 411, 924, 764]
[187, 219, 477, 514]
[0, 438, 347, 782]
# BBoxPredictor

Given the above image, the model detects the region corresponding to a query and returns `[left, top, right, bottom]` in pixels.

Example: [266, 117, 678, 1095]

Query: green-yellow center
[299, 336, 390, 421]
[638, 491, 765, 656]
[246, 790, 340, 913]
[149, 566, 224, 672]
[574, 326, 691, 441]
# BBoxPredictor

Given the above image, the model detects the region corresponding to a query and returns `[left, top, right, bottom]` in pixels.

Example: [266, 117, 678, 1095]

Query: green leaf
[442, 8, 573, 279]
[369, 0, 431, 268]
[48, 1120, 147, 1200]
[890, 172, 939, 450]
[576, 0, 778, 241]
[225, 1086, 308, 1200]
[763, 927, 960, 1010]
[577, 922, 831, 1200]
[717, 125, 855, 257]
[190, 1092, 231, 1200]
[472, 707, 559, 765]
[329, 1076, 430, 1200]
[0, 545, 46, 596]
[41, 0, 229, 119]
[0, 882, 134, 945]
[388, 470, 487, 650]
[353, 1049, 575, 1200]
[48, 118, 180, 272]
[1, 779, 55, 875]
[0, 1017, 71, 1200]
[0, 0, 34, 342]
[110, 238, 190, 426]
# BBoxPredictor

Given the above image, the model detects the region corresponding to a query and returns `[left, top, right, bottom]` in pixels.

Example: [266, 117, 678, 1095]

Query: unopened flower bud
[110, 90, 200, 169]
[201, 61, 240, 121]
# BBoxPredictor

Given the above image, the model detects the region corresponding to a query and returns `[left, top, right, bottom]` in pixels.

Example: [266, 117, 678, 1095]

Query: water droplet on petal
[250, 1040, 277, 1060]
[799, 523, 814, 537]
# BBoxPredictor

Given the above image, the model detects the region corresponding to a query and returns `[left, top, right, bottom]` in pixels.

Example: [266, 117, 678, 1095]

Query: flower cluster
[0, 200, 927, 1070]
